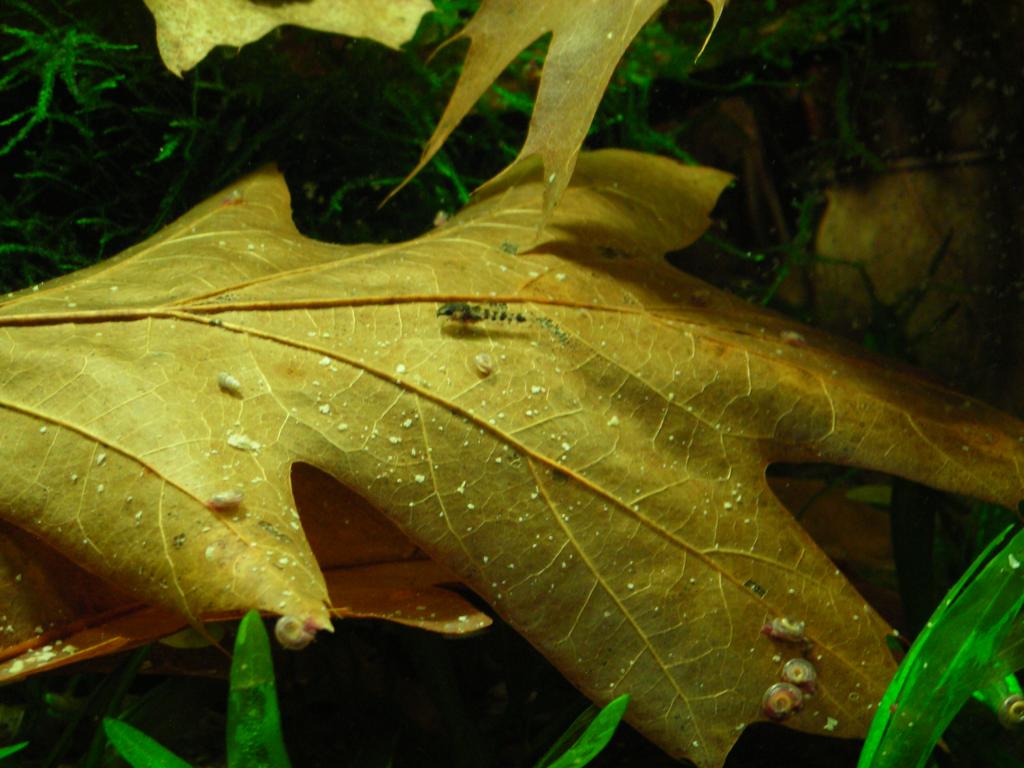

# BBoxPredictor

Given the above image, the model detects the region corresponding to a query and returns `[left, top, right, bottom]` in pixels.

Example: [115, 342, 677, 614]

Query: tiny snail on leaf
[762, 682, 804, 721]
[274, 615, 317, 650]
[998, 694, 1024, 729]
[762, 616, 806, 642]
[473, 352, 494, 377]
[781, 657, 817, 693]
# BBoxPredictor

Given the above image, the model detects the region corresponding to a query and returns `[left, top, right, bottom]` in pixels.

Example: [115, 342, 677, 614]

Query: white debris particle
[204, 545, 216, 560]
[607, 415, 620, 427]
[318, 356, 332, 366]
[69, 473, 78, 483]
[39, 426, 47, 434]
[402, 418, 414, 428]
[555, 273, 567, 281]
[318, 403, 332, 415]
[207, 490, 243, 511]
[530, 385, 545, 394]
[824, 717, 839, 732]
[561, 441, 571, 452]
[227, 433, 262, 453]
[456, 480, 467, 494]
[388, 436, 402, 445]
[96, 484, 105, 494]
[395, 363, 407, 374]
[96, 453, 107, 466]
[1010, 553, 1021, 569]
[414, 474, 426, 484]
[337, 423, 349, 432]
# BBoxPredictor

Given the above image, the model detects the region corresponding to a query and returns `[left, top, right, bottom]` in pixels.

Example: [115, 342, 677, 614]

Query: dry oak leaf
[143, 0, 433, 76]
[399, 0, 726, 219]
[3, 150, 1024, 765]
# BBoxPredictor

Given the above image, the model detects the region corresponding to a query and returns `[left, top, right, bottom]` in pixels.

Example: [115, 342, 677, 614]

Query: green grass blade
[227, 611, 292, 768]
[858, 526, 1024, 768]
[0, 742, 28, 762]
[102, 719, 193, 768]
[533, 695, 629, 768]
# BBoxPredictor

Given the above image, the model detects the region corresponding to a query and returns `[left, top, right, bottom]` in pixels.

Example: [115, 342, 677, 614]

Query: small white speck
[337, 423, 349, 431]
[414, 474, 426, 484]
[96, 453, 107, 466]
[824, 717, 839, 732]
[318, 356, 332, 366]
[217, 372, 242, 395]
[318, 403, 331, 415]
[39, 426, 47, 434]
[1010, 554, 1021, 569]
[607, 415, 620, 427]
[227, 433, 262, 453]
[395, 363, 407, 374]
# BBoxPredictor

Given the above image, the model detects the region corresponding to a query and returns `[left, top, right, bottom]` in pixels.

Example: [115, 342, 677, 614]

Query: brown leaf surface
[143, 0, 433, 76]
[0, 463, 488, 683]
[3, 150, 1024, 765]
[399, 0, 726, 218]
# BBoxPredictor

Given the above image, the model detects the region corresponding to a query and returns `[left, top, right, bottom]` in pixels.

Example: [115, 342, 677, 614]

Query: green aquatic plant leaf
[858, 526, 1024, 768]
[103, 611, 290, 768]
[534, 694, 630, 768]
[227, 611, 292, 768]
[102, 719, 194, 768]
[0, 742, 28, 762]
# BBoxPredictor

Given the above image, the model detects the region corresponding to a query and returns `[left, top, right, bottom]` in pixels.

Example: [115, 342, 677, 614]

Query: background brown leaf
[143, 0, 434, 76]
[398, 0, 725, 218]
[3, 150, 1024, 765]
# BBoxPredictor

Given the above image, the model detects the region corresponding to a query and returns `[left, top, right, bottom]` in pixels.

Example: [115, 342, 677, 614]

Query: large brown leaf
[3, 150, 1024, 765]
